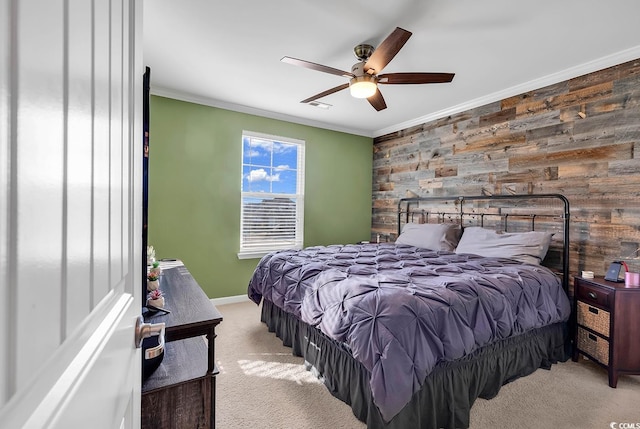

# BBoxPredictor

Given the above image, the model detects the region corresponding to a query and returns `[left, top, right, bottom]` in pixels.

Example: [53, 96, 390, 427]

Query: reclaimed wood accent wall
[372, 58, 640, 280]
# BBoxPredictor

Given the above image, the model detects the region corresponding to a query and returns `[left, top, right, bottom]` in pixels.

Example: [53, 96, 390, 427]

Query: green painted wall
[148, 96, 373, 299]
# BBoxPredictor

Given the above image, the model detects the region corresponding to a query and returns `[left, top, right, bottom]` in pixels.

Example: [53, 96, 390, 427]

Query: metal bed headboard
[397, 194, 571, 293]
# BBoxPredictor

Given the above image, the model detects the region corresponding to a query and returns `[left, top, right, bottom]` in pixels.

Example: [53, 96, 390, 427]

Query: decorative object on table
[147, 267, 160, 291]
[146, 245, 156, 266]
[604, 260, 628, 282]
[147, 289, 165, 309]
[626, 272, 640, 287]
[620, 247, 640, 287]
[152, 260, 162, 275]
[581, 270, 594, 279]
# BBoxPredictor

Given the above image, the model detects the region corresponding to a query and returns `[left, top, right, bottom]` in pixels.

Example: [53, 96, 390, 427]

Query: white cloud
[250, 138, 295, 154]
[247, 168, 280, 182]
[272, 142, 294, 154]
[274, 164, 290, 171]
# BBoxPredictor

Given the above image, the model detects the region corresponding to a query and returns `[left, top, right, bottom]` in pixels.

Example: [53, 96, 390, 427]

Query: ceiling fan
[281, 27, 455, 111]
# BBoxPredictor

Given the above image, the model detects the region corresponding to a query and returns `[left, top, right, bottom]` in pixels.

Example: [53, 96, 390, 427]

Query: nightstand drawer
[576, 282, 613, 309]
[577, 327, 609, 366]
[577, 301, 610, 337]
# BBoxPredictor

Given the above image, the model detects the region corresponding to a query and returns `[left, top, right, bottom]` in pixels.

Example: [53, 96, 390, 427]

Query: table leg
[207, 327, 217, 428]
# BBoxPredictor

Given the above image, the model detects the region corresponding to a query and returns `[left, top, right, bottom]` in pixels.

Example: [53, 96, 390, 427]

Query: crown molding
[149, 86, 373, 138]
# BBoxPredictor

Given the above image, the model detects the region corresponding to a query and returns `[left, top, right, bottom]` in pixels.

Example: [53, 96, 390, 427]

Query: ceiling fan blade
[364, 27, 412, 74]
[281, 56, 354, 78]
[367, 89, 387, 111]
[300, 83, 350, 104]
[378, 72, 455, 84]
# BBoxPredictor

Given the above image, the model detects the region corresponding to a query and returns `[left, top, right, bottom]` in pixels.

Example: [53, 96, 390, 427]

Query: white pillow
[395, 223, 462, 251]
[455, 226, 553, 265]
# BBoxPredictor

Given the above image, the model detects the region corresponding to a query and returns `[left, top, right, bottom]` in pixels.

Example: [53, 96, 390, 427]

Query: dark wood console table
[141, 263, 223, 429]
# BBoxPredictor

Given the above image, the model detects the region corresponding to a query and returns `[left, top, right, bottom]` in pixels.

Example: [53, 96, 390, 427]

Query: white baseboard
[210, 294, 251, 307]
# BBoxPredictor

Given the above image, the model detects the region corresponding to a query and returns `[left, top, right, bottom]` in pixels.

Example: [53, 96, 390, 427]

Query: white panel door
[0, 0, 144, 428]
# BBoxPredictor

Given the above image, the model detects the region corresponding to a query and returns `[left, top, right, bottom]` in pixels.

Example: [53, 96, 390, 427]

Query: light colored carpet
[215, 301, 640, 429]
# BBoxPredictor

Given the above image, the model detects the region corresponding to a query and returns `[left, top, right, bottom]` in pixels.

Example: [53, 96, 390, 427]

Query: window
[238, 131, 305, 259]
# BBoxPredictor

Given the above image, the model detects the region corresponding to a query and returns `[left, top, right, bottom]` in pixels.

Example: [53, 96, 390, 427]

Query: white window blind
[239, 131, 305, 259]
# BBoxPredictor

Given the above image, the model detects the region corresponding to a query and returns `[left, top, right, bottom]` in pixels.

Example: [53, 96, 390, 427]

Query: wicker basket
[577, 301, 610, 337]
[577, 327, 609, 366]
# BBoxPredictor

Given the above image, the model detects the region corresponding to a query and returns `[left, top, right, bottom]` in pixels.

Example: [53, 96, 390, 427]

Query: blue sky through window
[242, 136, 299, 194]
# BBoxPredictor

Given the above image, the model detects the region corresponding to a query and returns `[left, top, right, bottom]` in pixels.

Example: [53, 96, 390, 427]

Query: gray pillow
[455, 226, 553, 265]
[395, 223, 462, 251]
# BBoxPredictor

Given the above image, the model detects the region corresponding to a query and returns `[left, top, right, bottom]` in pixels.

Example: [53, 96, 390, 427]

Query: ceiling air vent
[308, 101, 331, 109]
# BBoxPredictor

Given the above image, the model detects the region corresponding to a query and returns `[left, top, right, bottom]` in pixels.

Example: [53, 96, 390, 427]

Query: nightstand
[572, 276, 640, 387]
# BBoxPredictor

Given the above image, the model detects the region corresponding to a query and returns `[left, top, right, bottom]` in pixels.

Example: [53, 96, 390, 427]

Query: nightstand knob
[588, 292, 597, 299]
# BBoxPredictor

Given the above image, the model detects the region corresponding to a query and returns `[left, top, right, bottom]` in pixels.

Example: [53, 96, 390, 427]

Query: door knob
[135, 315, 165, 359]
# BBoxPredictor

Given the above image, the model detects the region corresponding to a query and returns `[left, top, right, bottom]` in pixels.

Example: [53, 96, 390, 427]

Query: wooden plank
[450, 121, 511, 145]
[458, 158, 509, 176]
[524, 121, 572, 142]
[611, 208, 640, 226]
[558, 162, 609, 179]
[508, 143, 633, 170]
[569, 58, 640, 92]
[609, 159, 640, 176]
[372, 199, 398, 209]
[590, 223, 640, 242]
[588, 175, 640, 194]
[613, 77, 640, 99]
[377, 182, 394, 191]
[581, 93, 635, 117]
[510, 110, 563, 133]
[569, 194, 640, 210]
[453, 131, 526, 155]
[572, 109, 629, 136]
[479, 107, 516, 127]
[531, 179, 589, 195]
[568, 62, 622, 92]
[515, 82, 613, 117]
[435, 166, 458, 178]
[614, 108, 640, 144]
[418, 178, 443, 190]
[503, 81, 569, 111]
[614, 58, 640, 81]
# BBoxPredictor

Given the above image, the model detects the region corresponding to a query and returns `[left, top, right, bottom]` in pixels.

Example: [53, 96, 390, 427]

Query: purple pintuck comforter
[247, 243, 571, 422]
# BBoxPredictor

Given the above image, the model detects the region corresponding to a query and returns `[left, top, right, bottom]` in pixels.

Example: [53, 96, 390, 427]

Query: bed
[247, 194, 572, 429]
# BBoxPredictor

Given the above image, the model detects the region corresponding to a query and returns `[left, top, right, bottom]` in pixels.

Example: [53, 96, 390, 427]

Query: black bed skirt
[260, 300, 569, 429]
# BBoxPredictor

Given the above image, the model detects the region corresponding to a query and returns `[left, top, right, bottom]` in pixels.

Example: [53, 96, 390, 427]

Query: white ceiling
[143, 0, 640, 138]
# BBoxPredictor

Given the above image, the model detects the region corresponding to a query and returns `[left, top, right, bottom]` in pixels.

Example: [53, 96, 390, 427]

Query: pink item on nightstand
[625, 272, 640, 287]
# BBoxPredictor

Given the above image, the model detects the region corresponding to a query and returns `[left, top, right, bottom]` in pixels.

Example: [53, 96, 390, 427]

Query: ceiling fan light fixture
[283, 27, 454, 111]
[349, 76, 377, 99]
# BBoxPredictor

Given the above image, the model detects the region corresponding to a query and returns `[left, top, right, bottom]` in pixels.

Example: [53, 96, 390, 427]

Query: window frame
[238, 130, 305, 259]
